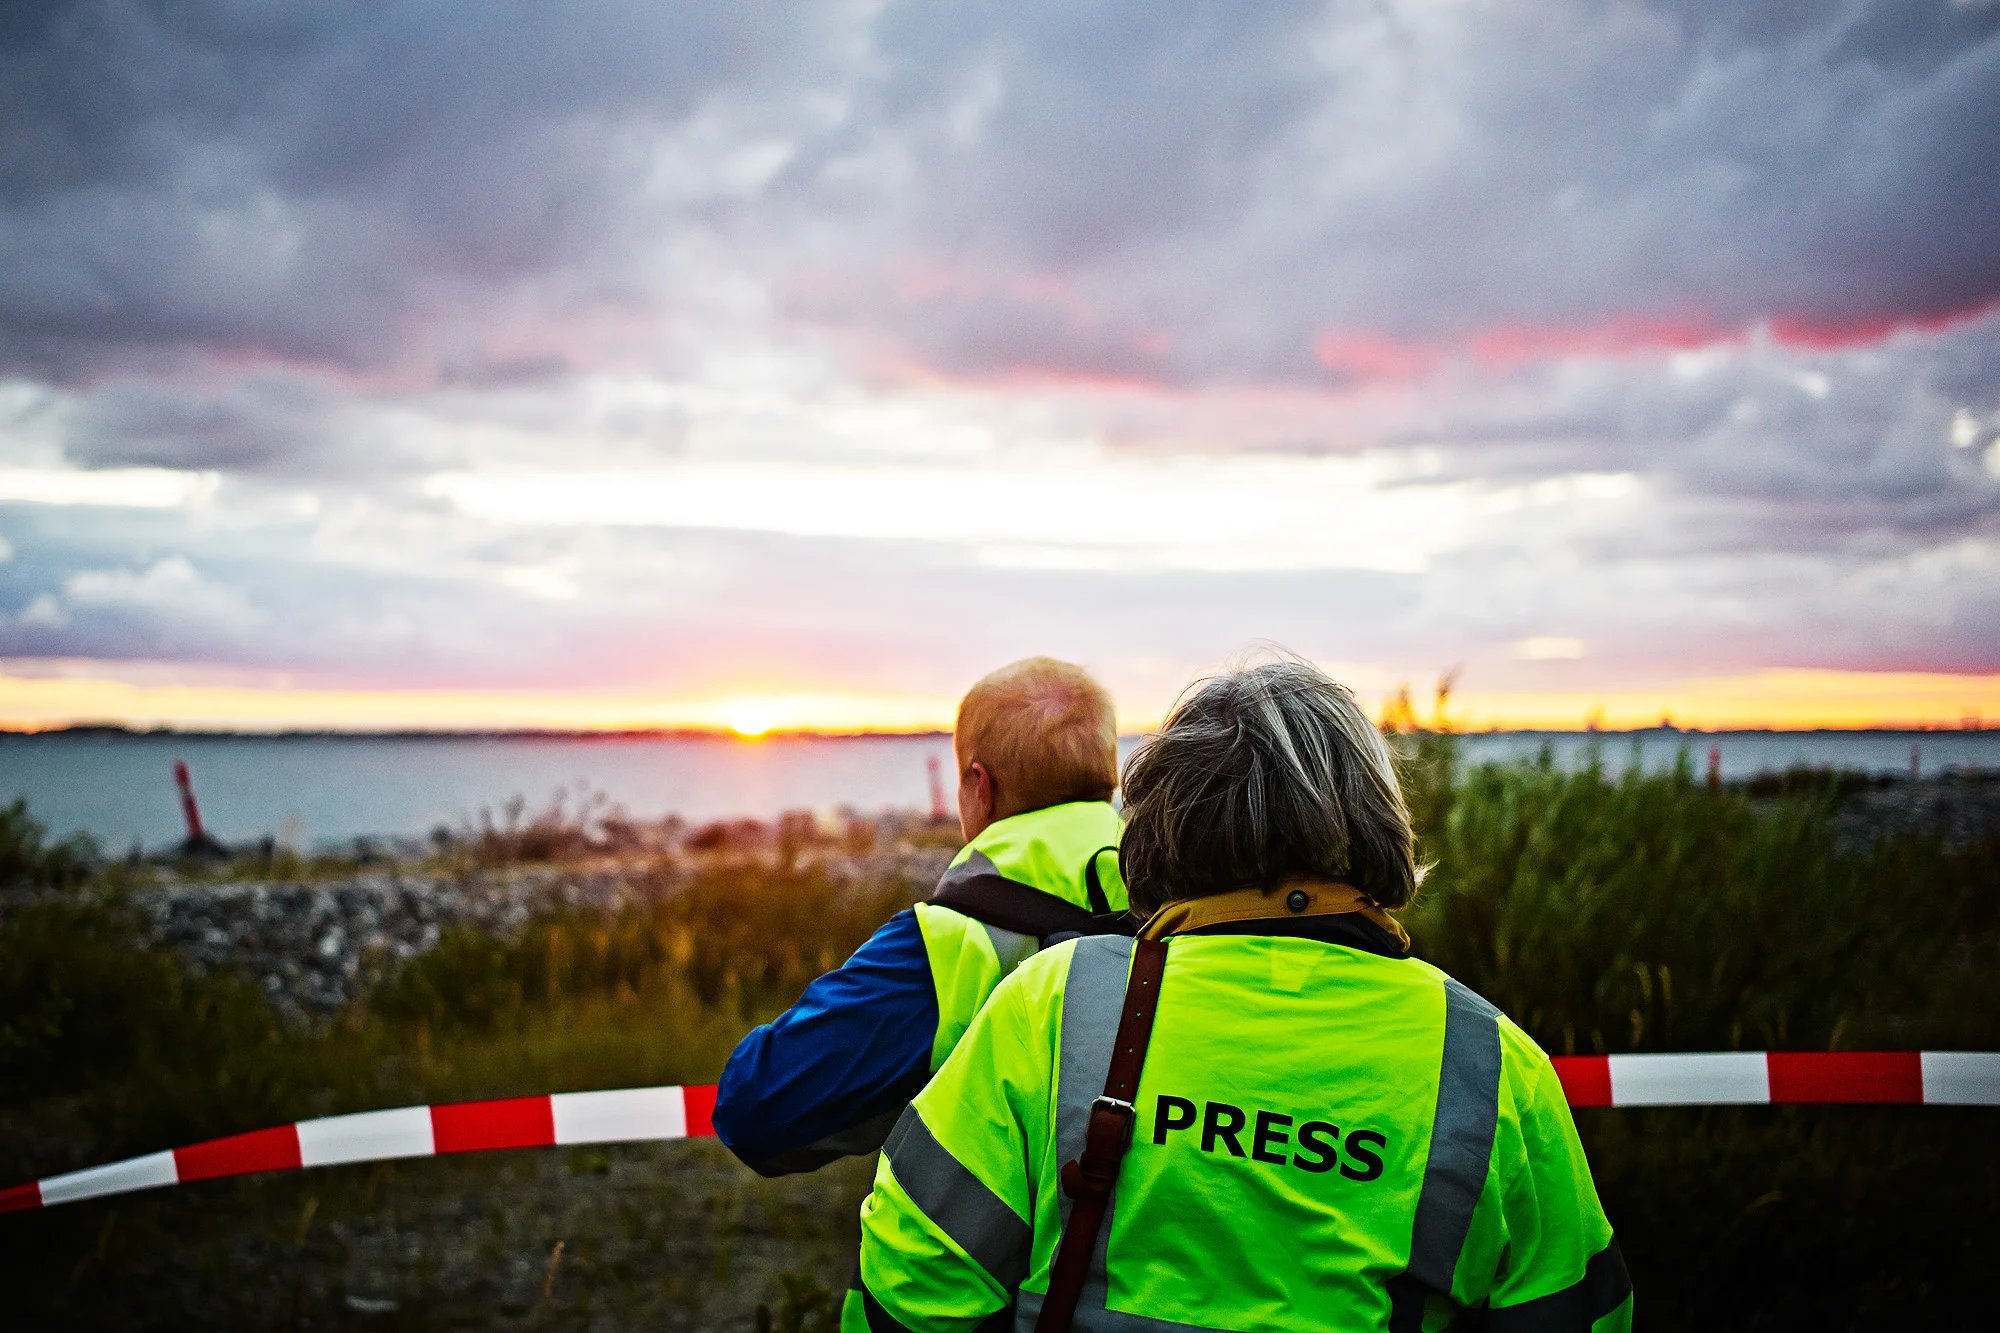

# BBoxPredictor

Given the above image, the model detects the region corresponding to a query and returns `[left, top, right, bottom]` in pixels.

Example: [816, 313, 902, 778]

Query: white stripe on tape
[552, 1087, 687, 1146]
[1609, 1051, 1770, 1106]
[296, 1105, 435, 1168]
[39, 1150, 180, 1206]
[1920, 1051, 2000, 1106]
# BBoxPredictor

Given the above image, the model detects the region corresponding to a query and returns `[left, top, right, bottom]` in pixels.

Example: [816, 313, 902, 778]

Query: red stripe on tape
[0, 1182, 41, 1214]
[682, 1084, 718, 1138]
[1768, 1051, 1922, 1104]
[431, 1096, 556, 1155]
[175, 1124, 304, 1183]
[1551, 1056, 1613, 1108]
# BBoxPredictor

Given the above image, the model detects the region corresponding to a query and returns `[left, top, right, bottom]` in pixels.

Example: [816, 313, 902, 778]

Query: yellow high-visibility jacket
[856, 904, 1631, 1332]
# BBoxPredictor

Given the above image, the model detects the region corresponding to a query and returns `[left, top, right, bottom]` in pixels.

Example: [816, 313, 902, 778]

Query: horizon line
[4, 721, 1993, 741]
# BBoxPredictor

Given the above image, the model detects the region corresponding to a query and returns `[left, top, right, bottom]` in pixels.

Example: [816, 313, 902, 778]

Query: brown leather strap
[1034, 936, 1169, 1333]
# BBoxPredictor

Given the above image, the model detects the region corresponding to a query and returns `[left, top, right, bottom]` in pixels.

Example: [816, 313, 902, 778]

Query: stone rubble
[120, 845, 954, 1026]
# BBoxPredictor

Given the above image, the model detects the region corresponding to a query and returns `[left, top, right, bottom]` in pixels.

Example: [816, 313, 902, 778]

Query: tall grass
[1405, 747, 2000, 1055]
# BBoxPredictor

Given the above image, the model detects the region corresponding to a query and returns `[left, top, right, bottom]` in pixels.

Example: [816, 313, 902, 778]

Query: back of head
[955, 657, 1119, 818]
[1119, 658, 1417, 917]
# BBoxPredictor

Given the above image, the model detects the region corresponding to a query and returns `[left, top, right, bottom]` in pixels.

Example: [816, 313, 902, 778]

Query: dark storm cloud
[5, 1, 1997, 383]
[0, 0, 833, 378]
[799, 0, 2000, 384]
[59, 377, 337, 471]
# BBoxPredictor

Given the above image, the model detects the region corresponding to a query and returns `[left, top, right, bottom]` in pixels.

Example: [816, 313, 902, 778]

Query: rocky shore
[1827, 773, 2000, 852]
[3, 843, 955, 1027]
[135, 865, 648, 1024]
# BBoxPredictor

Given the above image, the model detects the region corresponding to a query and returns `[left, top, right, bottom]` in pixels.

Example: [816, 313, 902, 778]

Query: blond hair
[955, 657, 1118, 817]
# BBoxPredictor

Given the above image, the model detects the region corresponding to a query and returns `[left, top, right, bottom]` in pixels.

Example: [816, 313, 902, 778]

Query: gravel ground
[7, 1139, 872, 1331]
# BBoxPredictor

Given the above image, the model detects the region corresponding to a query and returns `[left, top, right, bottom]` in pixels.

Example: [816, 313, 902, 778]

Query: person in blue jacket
[712, 657, 1130, 1177]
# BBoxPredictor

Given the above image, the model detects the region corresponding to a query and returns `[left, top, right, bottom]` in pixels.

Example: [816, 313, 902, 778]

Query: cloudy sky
[2, 0, 1998, 731]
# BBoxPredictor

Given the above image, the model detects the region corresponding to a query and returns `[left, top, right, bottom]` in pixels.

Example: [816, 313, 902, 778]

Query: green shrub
[0, 797, 98, 890]
[0, 898, 385, 1174]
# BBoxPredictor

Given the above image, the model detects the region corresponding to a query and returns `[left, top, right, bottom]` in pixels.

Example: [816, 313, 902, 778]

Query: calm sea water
[3, 729, 1997, 853]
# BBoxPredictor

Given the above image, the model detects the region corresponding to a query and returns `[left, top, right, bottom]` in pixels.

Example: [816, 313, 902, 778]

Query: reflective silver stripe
[1013, 1288, 1237, 1333]
[1055, 936, 1136, 1212]
[1405, 978, 1503, 1295]
[1043, 935, 1139, 1326]
[938, 848, 1004, 893]
[985, 923, 1039, 975]
[883, 1106, 1032, 1292]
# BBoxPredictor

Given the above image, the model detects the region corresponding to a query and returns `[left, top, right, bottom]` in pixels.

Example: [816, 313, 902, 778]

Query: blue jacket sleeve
[711, 907, 939, 1176]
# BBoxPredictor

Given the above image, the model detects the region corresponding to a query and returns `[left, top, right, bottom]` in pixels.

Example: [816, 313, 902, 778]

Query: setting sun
[727, 705, 772, 738]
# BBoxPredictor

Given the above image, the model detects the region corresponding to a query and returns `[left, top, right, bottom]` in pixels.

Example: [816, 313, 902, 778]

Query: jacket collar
[934, 800, 1127, 913]
[1140, 879, 1411, 954]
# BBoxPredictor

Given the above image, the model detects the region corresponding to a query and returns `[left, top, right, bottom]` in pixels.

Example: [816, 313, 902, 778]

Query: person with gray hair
[1119, 657, 1419, 924]
[853, 658, 1631, 1333]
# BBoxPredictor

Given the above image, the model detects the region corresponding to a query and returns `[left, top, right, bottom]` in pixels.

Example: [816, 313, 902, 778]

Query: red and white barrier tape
[1, 1085, 716, 1216]
[4, 1053, 1996, 1215]
[1550, 1050, 2000, 1108]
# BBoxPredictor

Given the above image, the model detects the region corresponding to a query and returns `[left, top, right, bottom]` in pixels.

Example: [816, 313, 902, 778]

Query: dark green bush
[0, 898, 382, 1176]
[0, 797, 98, 890]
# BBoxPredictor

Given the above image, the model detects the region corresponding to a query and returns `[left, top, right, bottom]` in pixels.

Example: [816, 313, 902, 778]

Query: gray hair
[1119, 659, 1418, 916]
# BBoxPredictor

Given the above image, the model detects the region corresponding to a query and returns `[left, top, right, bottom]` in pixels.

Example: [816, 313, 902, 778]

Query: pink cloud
[1311, 298, 2000, 385]
[1767, 299, 2000, 351]
[1468, 316, 1723, 367]
[1313, 318, 1727, 386]
[1313, 332, 1440, 380]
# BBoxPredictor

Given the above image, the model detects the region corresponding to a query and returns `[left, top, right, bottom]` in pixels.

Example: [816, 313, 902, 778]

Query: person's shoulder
[1496, 1012, 1557, 1084]
[1404, 963, 1556, 1075]
[1482, 1005, 1566, 1127]
[976, 932, 1095, 1018]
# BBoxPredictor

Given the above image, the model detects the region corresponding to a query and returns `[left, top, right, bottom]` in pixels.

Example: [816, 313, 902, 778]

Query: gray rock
[6, 844, 958, 1028]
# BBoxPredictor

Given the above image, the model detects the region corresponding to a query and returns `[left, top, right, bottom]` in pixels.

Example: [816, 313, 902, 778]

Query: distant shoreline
[0, 724, 953, 741]
[0, 723, 1989, 740]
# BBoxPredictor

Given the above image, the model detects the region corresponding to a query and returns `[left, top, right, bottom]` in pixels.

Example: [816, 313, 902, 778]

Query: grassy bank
[3, 754, 1997, 1329]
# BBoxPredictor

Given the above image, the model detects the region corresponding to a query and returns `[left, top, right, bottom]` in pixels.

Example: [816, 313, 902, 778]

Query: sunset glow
[3, 665, 1993, 737]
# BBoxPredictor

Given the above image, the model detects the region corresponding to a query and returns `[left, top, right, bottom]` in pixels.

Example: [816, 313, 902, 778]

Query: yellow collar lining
[1139, 879, 1411, 950]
